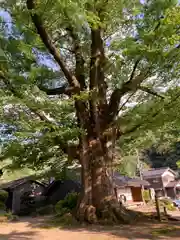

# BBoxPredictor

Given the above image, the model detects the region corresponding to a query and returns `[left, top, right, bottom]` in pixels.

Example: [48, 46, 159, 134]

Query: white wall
[162, 171, 175, 187]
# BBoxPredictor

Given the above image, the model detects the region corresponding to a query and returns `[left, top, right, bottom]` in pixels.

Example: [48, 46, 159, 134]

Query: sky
[0, 10, 11, 32]
[0, 10, 59, 70]
[0, 10, 10, 20]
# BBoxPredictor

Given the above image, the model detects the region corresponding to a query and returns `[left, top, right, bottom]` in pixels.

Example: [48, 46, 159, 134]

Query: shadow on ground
[0, 231, 36, 240]
[19, 215, 180, 240]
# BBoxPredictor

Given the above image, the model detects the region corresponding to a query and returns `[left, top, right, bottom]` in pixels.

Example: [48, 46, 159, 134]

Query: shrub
[160, 198, 176, 211]
[160, 198, 172, 205]
[0, 190, 8, 203]
[55, 192, 79, 215]
[0, 190, 7, 210]
[5, 212, 19, 222]
[0, 201, 5, 210]
[36, 204, 55, 215]
[165, 204, 176, 211]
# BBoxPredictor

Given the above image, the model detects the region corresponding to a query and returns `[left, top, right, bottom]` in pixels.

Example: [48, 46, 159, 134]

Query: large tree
[0, 0, 180, 222]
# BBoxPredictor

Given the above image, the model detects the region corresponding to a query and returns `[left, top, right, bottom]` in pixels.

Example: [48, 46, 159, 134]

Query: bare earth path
[0, 216, 180, 240]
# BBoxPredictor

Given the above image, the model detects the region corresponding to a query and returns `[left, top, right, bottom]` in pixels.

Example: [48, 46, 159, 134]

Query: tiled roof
[0, 176, 44, 190]
[113, 172, 150, 188]
[142, 167, 175, 177]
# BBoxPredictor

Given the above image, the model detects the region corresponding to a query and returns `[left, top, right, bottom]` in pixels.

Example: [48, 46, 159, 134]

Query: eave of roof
[114, 176, 150, 188]
[143, 167, 176, 178]
[0, 176, 45, 190]
[166, 180, 180, 188]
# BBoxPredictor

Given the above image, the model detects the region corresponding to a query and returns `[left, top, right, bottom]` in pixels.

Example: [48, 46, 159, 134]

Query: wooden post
[164, 206, 167, 216]
[155, 194, 161, 222]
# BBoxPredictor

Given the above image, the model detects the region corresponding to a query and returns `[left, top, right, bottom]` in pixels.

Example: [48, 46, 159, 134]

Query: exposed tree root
[75, 196, 137, 224]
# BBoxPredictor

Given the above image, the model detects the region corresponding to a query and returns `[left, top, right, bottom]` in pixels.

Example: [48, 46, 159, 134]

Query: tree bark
[75, 136, 133, 224]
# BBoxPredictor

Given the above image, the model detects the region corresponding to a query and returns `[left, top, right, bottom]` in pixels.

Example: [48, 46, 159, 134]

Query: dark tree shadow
[19, 215, 180, 240]
[0, 231, 36, 240]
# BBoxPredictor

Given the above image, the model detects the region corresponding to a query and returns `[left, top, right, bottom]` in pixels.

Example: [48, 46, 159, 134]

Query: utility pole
[136, 149, 145, 203]
[155, 193, 162, 222]
[136, 149, 143, 183]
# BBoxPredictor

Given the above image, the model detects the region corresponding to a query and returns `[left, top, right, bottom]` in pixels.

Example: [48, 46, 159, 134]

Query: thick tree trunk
[75, 138, 133, 224]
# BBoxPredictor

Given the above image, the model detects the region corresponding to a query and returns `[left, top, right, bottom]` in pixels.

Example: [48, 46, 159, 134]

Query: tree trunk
[75, 137, 134, 224]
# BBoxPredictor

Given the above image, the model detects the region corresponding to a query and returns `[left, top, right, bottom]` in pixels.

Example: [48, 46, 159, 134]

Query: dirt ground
[0, 216, 180, 240]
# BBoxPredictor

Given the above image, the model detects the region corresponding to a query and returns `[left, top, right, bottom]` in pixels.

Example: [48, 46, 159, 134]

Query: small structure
[163, 180, 180, 199]
[0, 176, 46, 214]
[113, 172, 150, 204]
[143, 167, 180, 199]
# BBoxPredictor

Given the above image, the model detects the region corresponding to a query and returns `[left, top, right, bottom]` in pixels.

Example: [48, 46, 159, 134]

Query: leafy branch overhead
[0, 0, 180, 222]
[0, 0, 180, 166]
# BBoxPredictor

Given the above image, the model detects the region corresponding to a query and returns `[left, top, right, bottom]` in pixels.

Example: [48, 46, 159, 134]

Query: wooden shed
[0, 177, 46, 214]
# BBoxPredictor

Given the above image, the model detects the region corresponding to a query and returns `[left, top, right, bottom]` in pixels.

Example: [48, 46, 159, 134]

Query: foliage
[160, 198, 176, 211]
[0, 190, 8, 202]
[116, 155, 137, 177]
[0, 190, 7, 213]
[0, 201, 5, 210]
[143, 142, 180, 170]
[0, 0, 179, 170]
[0, 211, 19, 223]
[34, 204, 55, 216]
[0, 192, 6, 212]
[119, 88, 180, 150]
[4, 212, 19, 221]
[142, 190, 151, 203]
[55, 192, 79, 215]
[176, 160, 180, 169]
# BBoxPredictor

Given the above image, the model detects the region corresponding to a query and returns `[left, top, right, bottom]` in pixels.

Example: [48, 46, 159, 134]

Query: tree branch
[66, 27, 86, 90]
[59, 141, 80, 161]
[103, 18, 165, 127]
[26, 0, 80, 91]
[1, 72, 55, 122]
[129, 59, 140, 81]
[105, 71, 148, 126]
[122, 91, 180, 136]
[39, 85, 74, 96]
[139, 86, 164, 99]
[1, 71, 80, 160]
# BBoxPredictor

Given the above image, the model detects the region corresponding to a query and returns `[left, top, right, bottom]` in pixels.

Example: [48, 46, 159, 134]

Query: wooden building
[0, 177, 46, 214]
[143, 167, 180, 199]
[113, 172, 150, 204]
[0, 177, 81, 215]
